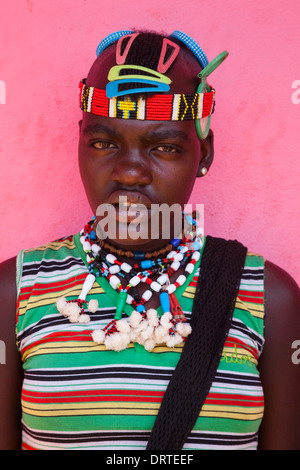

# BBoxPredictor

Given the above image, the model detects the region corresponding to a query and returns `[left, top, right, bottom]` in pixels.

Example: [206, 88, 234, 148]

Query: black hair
[116, 29, 189, 97]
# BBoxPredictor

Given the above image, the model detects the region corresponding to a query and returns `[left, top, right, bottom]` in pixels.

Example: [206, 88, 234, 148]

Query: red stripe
[20, 330, 94, 355]
[19, 274, 88, 299]
[238, 290, 263, 297]
[205, 397, 264, 407]
[224, 336, 257, 359]
[22, 389, 164, 404]
[238, 295, 264, 304]
[22, 442, 38, 450]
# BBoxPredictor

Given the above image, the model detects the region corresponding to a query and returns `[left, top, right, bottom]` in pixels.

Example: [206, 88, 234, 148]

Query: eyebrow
[83, 123, 123, 139]
[146, 129, 188, 141]
[83, 123, 188, 141]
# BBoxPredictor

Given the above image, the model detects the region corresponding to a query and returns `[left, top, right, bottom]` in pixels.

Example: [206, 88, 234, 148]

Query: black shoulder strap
[146, 236, 248, 450]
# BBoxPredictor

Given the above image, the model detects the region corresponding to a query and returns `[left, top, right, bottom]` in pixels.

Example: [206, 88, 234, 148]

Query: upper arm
[0, 256, 23, 450]
[258, 260, 300, 450]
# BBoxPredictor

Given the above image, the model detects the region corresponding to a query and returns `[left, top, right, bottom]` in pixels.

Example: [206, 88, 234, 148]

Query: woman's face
[78, 43, 213, 251]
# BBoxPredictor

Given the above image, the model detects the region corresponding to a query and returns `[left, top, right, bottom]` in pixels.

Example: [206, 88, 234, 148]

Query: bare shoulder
[0, 256, 23, 449]
[265, 260, 300, 312]
[258, 260, 300, 449]
[0, 255, 18, 300]
[0, 255, 19, 347]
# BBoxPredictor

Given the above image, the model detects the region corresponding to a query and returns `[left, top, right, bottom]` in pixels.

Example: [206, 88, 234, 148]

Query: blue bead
[137, 304, 146, 313]
[141, 260, 153, 269]
[186, 215, 193, 225]
[90, 230, 96, 240]
[160, 291, 170, 313]
[171, 238, 181, 248]
[192, 241, 201, 250]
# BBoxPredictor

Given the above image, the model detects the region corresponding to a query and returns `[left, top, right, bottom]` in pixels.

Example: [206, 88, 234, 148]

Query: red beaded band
[79, 80, 215, 121]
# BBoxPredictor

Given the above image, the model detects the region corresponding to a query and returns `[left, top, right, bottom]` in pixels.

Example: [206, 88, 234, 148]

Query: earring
[200, 167, 208, 176]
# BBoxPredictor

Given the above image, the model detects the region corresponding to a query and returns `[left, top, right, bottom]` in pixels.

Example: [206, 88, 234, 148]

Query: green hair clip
[195, 51, 229, 139]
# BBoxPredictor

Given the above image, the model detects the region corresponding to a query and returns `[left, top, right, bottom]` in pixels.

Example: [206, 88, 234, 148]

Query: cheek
[157, 160, 199, 205]
[78, 144, 108, 206]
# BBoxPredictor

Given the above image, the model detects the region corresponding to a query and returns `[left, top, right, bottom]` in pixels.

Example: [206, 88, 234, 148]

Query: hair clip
[157, 38, 181, 74]
[108, 65, 171, 84]
[106, 78, 170, 99]
[116, 33, 140, 64]
[198, 51, 229, 79]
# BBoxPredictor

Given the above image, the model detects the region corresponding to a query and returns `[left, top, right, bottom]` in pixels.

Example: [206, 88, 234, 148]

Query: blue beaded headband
[96, 29, 209, 69]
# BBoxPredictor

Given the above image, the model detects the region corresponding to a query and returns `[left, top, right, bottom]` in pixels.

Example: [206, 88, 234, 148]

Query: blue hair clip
[169, 30, 209, 69]
[96, 30, 133, 57]
[106, 78, 170, 99]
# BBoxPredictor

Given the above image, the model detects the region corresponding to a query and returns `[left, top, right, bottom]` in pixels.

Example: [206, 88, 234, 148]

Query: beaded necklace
[56, 215, 203, 351]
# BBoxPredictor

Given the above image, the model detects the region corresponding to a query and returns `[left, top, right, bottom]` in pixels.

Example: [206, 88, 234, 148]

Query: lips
[106, 189, 152, 208]
[104, 190, 153, 224]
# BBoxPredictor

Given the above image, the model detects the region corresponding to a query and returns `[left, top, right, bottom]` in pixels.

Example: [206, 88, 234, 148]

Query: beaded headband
[79, 79, 215, 121]
[81, 30, 228, 138]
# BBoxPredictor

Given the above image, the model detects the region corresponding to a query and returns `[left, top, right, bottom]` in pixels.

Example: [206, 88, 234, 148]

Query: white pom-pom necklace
[56, 215, 203, 352]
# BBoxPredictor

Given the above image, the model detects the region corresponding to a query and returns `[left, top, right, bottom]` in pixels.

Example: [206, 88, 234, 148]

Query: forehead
[86, 43, 201, 95]
[81, 112, 197, 141]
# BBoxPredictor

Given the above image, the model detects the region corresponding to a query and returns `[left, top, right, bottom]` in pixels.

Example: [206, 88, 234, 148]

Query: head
[78, 30, 226, 251]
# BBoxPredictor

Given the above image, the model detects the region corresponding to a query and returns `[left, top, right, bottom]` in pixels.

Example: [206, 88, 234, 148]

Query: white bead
[109, 275, 120, 289]
[142, 290, 152, 301]
[196, 227, 204, 237]
[109, 265, 120, 274]
[91, 243, 101, 254]
[170, 261, 180, 271]
[167, 250, 176, 259]
[192, 251, 200, 262]
[180, 246, 188, 254]
[151, 281, 161, 292]
[126, 294, 134, 304]
[185, 262, 194, 274]
[106, 253, 117, 264]
[121, 262, 132, 273]
[83, 241, 91, 251]
[176, 274, 186, 286]
[80, 235, 85, 244]
[79, 273, 96, 300]
[157, 274, 168, 285]
[166, 284, 176, 294]
[173, 252, 184, 262]
[130, 275, 141, 287]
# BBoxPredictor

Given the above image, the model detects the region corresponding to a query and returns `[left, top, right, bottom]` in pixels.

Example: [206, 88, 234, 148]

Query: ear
[196, 129, 214, 177]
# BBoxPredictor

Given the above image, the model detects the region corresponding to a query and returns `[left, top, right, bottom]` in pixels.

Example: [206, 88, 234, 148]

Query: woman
[0, 29, 299, 450]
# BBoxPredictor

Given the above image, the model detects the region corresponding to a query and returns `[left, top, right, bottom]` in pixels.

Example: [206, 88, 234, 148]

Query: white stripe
[198, 93, 204, 118]
[87, 87, 94, 112]
[137, 98, 146, 120]
[109, 97, 116, 117]
[171, 94, 180, 120]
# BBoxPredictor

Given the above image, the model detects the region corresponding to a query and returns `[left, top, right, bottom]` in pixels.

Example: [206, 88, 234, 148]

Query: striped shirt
[16, 233, 265, 450]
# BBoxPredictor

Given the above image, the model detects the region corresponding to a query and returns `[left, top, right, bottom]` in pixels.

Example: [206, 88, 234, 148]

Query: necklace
[56, 214, 203, 351]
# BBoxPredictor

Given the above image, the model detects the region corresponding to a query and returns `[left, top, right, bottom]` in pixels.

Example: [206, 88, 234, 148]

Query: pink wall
[0, 0, 299, 286]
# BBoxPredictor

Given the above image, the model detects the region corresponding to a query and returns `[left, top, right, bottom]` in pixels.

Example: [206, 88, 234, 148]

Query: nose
[111, 149, 152, 187]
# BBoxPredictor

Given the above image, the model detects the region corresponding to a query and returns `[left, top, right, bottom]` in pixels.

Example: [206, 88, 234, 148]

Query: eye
[91, 141, 117, 150]
[154, 144, 180, 153]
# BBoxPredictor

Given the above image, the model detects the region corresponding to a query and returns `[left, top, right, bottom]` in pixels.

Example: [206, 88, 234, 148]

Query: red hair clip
[116, 33, 140, 65]
[157, 38, 180, 74]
